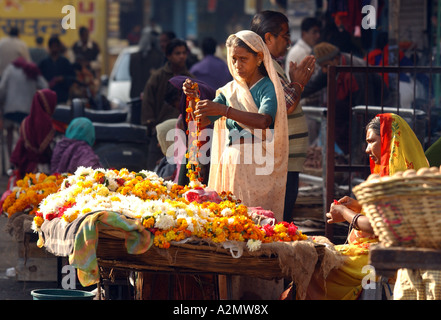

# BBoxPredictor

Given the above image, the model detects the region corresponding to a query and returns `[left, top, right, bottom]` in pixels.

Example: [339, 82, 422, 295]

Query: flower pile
[2, 173, 69, 217]
[33, 167, 307, 251]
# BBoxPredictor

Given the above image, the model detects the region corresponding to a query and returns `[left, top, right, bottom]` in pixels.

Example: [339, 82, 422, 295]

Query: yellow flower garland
[2, 173, 69, 217]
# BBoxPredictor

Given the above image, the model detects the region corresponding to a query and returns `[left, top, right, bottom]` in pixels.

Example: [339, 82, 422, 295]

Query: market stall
[2, 167, 343, 300]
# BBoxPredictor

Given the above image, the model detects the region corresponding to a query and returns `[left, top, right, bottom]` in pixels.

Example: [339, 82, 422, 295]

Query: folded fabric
[68, 210, 153, 287]
[40, 213, 92, 256]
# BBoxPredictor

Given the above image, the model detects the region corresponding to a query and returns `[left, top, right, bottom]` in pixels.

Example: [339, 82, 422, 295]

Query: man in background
[129, 27, 164, 99]
[141, 38, 192, 170]
[285, 17, 321, 81]
[0, 27, 31, 78]
[39, 36, 75, 104]
[29, 36, 49, 66]
[189, 37, 232, 90]
[72, 26, 101, 77]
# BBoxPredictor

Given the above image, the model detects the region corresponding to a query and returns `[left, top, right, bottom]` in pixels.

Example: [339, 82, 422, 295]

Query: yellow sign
[0, 0, 107, 51]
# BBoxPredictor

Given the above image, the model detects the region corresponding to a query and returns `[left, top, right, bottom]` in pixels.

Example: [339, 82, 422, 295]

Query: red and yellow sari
[309, 113, 428, 300]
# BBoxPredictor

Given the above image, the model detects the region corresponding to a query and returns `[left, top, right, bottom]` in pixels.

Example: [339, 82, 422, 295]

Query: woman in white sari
[184, 30, 288, 299]
[185, 30, 288, 222]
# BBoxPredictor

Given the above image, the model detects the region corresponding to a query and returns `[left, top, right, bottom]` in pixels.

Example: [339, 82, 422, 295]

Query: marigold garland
[185, 82, 203, 184]
[2, 172, 69, 217]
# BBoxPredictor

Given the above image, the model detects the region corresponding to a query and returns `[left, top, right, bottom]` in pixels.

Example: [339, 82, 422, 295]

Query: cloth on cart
[39, 212, 92, 256]
[69, 211, 153, 286]
[39, 211, 153, 286]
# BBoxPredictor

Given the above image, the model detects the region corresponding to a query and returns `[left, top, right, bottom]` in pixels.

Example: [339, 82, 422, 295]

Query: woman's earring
[257, 60, 262, 66]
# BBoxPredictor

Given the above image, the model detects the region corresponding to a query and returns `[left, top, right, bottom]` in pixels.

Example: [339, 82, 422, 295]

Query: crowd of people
[0, 8, 437, 301]
[0, 25, 104, 178]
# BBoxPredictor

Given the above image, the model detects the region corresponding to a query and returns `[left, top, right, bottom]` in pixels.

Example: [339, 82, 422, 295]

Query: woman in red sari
[304, 113, 429, 300]
[10, 89, 57, 178]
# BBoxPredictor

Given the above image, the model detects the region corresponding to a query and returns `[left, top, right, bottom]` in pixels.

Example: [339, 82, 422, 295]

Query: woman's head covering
[65, 117, 96, 146]
[313, 42, 340, 64]
[12, 57, 41, 80]
[10, 89, 57, 176]
[371, 113, 428, 176]
[221, 30, 287, 124]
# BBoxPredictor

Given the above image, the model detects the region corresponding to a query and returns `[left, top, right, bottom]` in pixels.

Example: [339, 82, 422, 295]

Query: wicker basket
[352, 167, 441, 249]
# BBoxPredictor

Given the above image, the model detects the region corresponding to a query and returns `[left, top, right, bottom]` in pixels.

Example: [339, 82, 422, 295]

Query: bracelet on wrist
[292, 81, 305, 91]
[351, 214, 362, 231]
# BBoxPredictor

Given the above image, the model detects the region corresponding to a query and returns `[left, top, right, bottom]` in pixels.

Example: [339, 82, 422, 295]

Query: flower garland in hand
[185, 82, 203, 184]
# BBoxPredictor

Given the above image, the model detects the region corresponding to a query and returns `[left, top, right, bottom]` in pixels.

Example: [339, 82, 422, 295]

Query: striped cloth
[68, 211, 153, 287]
[287, 108, 309, 172]
[40, 213, 91, 256]
[273, 60, 309, 172]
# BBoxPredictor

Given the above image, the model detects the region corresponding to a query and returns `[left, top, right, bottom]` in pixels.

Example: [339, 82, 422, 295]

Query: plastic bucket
[31, 289, 95, 300]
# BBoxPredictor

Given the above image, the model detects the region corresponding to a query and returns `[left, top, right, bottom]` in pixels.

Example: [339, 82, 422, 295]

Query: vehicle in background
[104, 46, 138, 108]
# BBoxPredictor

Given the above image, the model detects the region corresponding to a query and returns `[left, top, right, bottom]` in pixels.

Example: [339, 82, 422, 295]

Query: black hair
[79, 26, 89, 36]
[9, 26, 19, 37]
[202, 37, 217, 56]
[164, 81, 180, 105]
[366, 116, 381, 135]
[161, 31, 176, 41]
[36, 36, 44, 45]
[250, 10, 288, 40]
[226, 35, 268, 77]
[165, 38, 188, 56]
[301, 17, 322, 32]
[48, 35, 61, 48]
